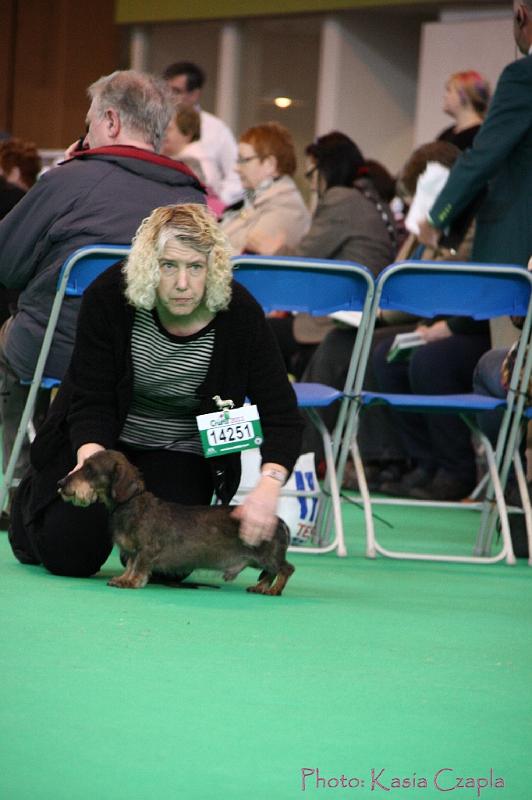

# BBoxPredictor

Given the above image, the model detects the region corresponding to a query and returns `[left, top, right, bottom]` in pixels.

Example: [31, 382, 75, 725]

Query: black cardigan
[28, 264, 303, 519]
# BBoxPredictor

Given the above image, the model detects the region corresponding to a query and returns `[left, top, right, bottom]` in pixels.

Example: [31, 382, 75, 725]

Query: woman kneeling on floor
[9, 204, 303, 576]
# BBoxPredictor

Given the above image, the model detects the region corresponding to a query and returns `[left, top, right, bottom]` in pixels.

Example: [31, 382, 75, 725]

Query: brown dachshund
[58, 450, 295, 595]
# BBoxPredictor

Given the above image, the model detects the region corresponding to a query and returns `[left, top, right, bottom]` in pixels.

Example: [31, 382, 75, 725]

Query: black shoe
[409, 468, 475, 501]
[342, 461, 381, 491]
[375, 461, 405, 487]
[379, 465, 434, 497]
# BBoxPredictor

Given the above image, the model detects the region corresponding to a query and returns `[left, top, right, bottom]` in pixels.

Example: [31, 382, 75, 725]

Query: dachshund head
[58, 450, 145, 508]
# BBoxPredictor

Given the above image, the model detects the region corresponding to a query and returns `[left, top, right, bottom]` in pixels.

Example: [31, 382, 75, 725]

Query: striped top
[119, 308, 215, 455]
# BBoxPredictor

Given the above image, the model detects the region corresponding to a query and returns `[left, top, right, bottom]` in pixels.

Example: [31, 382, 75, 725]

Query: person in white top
[163, 61, 243, 207]
[161, 106, 225, 217]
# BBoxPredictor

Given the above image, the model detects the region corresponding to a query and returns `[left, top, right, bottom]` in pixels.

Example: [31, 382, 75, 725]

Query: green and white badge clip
[196, 395, 263, 458]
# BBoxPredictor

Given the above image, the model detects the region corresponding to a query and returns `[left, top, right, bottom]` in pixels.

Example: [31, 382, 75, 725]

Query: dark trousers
[9, 447, 214, 578]
[372, 332, 491, 481]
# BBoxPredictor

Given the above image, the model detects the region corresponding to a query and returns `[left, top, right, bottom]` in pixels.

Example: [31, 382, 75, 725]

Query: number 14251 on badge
[196, 404, 263, 458]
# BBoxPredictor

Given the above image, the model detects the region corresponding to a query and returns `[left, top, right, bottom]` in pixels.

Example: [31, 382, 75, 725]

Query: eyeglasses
[236, 155, 260, 165]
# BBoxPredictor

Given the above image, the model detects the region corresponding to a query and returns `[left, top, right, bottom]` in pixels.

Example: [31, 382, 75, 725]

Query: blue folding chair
[338, 259, 532, 565]
[232, 255, 374, 556]
[0, 244, 131, 512]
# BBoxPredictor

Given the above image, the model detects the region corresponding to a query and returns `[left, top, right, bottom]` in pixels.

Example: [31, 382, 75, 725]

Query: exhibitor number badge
[196, 404, 263, 458]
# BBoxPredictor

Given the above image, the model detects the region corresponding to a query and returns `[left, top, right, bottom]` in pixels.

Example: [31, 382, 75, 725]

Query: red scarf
[66, 145, 202, 184]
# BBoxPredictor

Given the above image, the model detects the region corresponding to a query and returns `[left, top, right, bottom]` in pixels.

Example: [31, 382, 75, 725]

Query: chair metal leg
[302, 408, 346, 556]
[353, 426, 515, 565]
[469, 471, 489, 501]
[0, 377, 41, 512]
[477, 431, 515, 564]
[350, 438, 376, 558]
[512, 450, 532, 566]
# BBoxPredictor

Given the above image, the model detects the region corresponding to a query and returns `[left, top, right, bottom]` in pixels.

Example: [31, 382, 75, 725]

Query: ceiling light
[274, 96, 293, 109]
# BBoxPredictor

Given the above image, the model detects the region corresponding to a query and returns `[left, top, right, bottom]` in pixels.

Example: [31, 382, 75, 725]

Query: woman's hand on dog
[232, 468, 286, 546]
[69, 442, 106, 476]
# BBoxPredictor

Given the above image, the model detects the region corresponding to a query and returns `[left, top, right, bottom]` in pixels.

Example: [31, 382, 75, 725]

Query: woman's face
[155, 239, 208, 322]
[235, 141, 277, 190]
[161, 118, 191, 158]
[442, 80, 463, 118]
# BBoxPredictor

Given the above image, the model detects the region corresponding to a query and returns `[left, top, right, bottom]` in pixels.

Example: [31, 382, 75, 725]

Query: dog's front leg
[108, 552, 151, 589]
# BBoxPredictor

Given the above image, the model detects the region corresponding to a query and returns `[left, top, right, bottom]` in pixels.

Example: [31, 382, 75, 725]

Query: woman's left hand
[231, 470, 285, 546]
[416, 320, 452, 342]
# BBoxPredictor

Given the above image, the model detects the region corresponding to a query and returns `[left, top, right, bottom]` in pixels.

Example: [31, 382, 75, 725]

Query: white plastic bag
[233, 449, 319, 545]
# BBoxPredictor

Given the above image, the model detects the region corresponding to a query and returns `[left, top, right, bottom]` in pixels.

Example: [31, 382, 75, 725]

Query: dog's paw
[246, 583, 269, 595]
[108, 575, 145, 589]
[261, 586, 284, 596]
[246, 582, 283, 596]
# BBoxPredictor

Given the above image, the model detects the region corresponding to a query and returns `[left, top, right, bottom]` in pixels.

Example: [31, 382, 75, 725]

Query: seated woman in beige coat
[220, 122, 310, 255]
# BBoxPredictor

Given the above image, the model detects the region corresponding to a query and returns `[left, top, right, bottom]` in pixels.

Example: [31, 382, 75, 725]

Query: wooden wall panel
[5, 0, 120, 148]
[0, 0, 17, 134]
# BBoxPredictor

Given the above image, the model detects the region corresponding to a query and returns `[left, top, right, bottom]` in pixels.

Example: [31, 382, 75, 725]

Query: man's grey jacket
[0, 145, 205, 380]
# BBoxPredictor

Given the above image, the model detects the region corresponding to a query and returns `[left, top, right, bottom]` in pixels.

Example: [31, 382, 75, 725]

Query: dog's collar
[108, 486, 146, 508]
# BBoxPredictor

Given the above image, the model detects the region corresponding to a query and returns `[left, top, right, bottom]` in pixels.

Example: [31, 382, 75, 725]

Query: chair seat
[20, 377, 61, 390]
[293, 382, 344, 408]
[360, 391, 508, 413]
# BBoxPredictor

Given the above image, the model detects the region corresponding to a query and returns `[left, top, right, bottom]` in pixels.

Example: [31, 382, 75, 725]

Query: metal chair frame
[232, 254, 374, 556]
[0, 245, 131, 512]
[336, 259, 532, 565]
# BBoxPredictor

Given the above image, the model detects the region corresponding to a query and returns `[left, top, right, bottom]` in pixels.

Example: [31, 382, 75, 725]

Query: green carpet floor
[1, 500, 531, 800]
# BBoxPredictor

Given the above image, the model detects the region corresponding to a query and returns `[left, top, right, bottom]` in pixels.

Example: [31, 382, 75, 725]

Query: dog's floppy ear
[111, 458, 144, 504]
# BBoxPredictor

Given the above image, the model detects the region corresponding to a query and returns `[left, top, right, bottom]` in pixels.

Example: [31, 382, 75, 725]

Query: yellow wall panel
[116, 0, 439, 24]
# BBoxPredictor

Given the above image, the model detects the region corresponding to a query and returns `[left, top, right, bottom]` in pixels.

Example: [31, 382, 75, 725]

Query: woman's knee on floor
[34, 500, 112, 578]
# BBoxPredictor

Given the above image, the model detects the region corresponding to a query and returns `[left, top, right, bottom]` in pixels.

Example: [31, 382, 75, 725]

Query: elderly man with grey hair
[0, 69, 205, 521]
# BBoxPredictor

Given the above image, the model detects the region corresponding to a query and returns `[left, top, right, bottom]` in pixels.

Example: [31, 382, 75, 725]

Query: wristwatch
[261, 468, 286, 485]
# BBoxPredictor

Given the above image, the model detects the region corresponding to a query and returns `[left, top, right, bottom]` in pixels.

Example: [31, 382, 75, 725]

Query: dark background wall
[0, 0, 121, 148]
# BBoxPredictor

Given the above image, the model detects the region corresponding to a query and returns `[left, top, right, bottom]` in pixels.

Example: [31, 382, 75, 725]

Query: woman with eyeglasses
[220, 122, 310, 255]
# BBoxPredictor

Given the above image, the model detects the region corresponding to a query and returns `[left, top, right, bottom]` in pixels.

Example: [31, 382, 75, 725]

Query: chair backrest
[366, 260, 532, 497]
[377, 260, 532, 319]
[232, 255, 375, 463]
[232, 254, 373, 316]
[58, 244, 131, 298]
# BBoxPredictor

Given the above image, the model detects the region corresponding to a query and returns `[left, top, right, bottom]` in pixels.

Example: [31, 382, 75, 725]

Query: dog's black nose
[57, 477, 66, 490]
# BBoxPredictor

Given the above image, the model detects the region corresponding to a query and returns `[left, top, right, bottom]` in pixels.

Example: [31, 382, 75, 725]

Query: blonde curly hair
[124, 204, 233, 312]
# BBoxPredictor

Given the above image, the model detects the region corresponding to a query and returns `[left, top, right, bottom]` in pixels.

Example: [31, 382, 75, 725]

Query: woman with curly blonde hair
[124, 203, 232, 316]
[9, 203, 302, 578]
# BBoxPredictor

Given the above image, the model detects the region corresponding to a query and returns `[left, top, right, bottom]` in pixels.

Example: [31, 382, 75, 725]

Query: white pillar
[215, 22, 242, 133]
[315, 17, 344, 136]
[130, 26, 150, 72]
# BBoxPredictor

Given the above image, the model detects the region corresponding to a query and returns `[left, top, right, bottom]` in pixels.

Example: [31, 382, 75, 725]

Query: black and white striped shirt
[119, 308, 215, 455]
